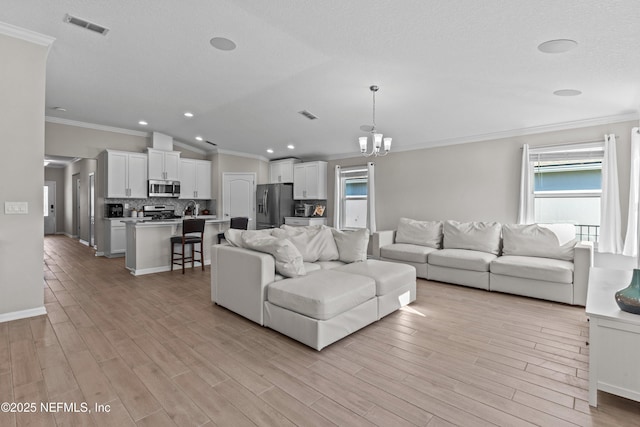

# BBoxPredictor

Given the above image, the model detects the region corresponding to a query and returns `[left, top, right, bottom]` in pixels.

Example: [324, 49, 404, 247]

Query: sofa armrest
[371, 230, 396, 259]
[573, 241, 594, 306]
[211, 245, 275, 325]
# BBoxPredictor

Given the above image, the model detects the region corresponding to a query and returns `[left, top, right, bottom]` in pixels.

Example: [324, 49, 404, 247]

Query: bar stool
[171, 218, 206, 274]
[217, 217, 249, 244]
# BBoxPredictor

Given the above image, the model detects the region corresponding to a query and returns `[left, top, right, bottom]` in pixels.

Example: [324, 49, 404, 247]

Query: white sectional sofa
[211, 226, 416, 350]
[372, 218, 594, 306]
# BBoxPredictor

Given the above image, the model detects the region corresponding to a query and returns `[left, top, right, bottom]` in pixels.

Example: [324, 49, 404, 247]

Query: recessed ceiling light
[266, 149, 274, 154]
[553, 89, 582, 96]
[184, 112, 194, 118]
[287, 144, 295, 150]
[210, 37, 237, 51]
[44, 161, 50, 166]
[138, 120, 148, 126]
[52, 106, 67, 112]
[195, 136, 203, 141]
[538, 39, 578, 54]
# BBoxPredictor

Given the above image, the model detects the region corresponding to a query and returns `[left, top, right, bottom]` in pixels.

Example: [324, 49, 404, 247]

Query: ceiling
[3, 1, 640, 160]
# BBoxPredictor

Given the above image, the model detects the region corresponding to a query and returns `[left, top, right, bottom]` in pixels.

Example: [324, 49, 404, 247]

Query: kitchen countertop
[120, 215, 228, 226]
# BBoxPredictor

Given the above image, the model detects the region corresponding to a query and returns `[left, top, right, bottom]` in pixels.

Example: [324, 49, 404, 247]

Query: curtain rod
[521, 135, 617, 150]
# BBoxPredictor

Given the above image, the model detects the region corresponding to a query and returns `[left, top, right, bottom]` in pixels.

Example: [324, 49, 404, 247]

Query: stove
[142, 205, 182, 221]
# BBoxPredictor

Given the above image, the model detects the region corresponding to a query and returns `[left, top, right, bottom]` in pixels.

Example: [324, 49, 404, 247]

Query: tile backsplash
[105, 198, 216, 217]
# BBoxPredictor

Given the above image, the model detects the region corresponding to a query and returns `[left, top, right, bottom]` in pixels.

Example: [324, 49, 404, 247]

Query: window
[337, 166, 368, 230]
[530, 143, 603, 242]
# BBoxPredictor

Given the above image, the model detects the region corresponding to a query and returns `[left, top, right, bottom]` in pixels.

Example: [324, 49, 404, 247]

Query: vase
[615, 269, 640, 315]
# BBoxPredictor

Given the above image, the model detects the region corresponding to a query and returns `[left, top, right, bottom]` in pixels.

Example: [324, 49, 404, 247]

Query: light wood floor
[2, 236, 639, 426]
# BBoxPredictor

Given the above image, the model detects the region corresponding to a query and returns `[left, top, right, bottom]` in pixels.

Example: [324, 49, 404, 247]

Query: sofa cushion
[337, 260, 416, 296]
[273, 227, 339, 262]
[502, 224, 576, 261]
[315, 261, 347, 270]
[331, 228, 369, 263]
[241, 234, 305, 278]
[443, 220, 502, 255]
[380, 243, 437, 263]
[267, 270, 376, 320]
[490, 255, 574, 284]
[303, 262, 322, 273]
[428, 249, 497, 272]
[395, 218, 443, 249]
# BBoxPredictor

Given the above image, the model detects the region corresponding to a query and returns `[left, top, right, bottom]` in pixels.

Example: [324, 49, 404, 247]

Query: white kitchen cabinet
[148, 148, 180, 181]
[269, 158, 301, 183]
[293, 161, 327, 199]
[104, 150, 148, 198]
[104, 219, 126, 257]
[180, 159, 212, 199]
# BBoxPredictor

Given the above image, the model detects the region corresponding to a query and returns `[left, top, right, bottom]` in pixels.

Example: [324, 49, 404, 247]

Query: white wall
[0, 30, 51, 321]
[328, 120, 635, 234]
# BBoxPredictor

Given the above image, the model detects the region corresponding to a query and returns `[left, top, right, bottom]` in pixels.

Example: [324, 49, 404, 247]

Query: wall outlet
[5, 201, 28, 214]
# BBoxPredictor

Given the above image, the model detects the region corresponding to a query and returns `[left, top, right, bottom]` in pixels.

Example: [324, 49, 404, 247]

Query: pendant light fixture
[359, 85, 392, 157]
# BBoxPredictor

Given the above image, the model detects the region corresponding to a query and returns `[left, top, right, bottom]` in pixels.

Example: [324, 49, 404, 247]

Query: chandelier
[359, 85, 392, 157]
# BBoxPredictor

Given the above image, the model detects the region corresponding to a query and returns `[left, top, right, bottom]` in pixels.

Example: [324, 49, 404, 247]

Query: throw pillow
[502, 224, 576, 261]
[395, 217, 443, 248]
[223, 229, 244, 247]
[331, 228, 369, 263]
[272, 227, 339, 262]
[241, 234, 306, 278]
[443, 220, 502, 255]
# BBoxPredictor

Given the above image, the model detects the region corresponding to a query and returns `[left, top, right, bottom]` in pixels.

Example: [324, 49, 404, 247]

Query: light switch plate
[5, 201, 28, 214]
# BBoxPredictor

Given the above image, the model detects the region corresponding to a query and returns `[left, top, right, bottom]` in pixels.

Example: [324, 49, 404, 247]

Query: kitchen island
[121, 216, 230, 275]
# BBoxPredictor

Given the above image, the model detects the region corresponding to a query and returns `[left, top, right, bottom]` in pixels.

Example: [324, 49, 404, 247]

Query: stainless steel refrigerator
[256, 183, 294, 229]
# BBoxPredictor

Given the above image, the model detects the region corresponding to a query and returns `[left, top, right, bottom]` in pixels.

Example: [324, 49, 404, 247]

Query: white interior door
[44, 181, 56, 235]
[222, 173, 255, 229]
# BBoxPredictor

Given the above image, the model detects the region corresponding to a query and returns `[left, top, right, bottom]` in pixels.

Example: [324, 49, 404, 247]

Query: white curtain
[366, 162, 376, 233]
[623, 128, 640, 257]
[599, 134, 623, 254]
[517, 144, 534, 224]
[333, 165, 341, 229]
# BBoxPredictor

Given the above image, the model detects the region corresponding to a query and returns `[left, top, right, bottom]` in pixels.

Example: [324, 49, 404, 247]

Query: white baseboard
[128, 260, 210, 276]
[0, 306, 47, 324]
[95, 251, 105, 257]
[79, 239, 89, 246]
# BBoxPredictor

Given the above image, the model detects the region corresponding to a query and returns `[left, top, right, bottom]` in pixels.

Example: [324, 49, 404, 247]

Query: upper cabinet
[180, 159, 212, 199]
[293, 161, 327, 200]
[148, 148, 180, 181]
[104, 150, 148, 198]
[269, 158, 301, 183]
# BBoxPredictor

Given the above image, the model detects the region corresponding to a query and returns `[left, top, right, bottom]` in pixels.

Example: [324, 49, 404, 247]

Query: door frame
[222, 172, 256, 229]
[44, 180, 56, 235]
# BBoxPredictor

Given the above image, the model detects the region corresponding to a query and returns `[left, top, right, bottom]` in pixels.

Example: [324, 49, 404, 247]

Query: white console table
[585, 267, 640, 407]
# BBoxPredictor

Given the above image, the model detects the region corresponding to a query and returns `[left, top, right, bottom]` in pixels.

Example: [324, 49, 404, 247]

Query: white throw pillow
[223, 229, 244, 247]
[502, 224, 576, 261]
[331, 228, 369, 263]
[395, 217, 443, 248]
[443, 220, 502, 255]
[272, 227, 339, 262]
[241, 234, 306, 277]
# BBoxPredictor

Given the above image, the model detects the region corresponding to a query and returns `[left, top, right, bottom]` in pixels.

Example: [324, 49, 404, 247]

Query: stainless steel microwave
[148, 180, 180, 198]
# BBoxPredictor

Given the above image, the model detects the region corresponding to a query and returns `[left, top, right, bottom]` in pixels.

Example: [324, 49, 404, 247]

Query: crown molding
[45, 116, 149, 137]
[324, 112, 640, 161]
[0, 21, 55, 47]
[216, 148, 269, 162]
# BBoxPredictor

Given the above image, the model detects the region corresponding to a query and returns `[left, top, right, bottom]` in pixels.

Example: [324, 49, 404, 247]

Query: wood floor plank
[10, 339, 42, 387]
[66, 350, 118, 407]
[100, 357, 161, 421]
[172, 372, 255, 427]
[13, 380, 55, 427]
[132, 362, 209, 426]
[258, 386, 337, 427]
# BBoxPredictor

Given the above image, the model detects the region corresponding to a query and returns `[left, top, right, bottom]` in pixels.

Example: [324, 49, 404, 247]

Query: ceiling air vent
[298, 110, 319, 120]
[64, 14, 110, 35]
